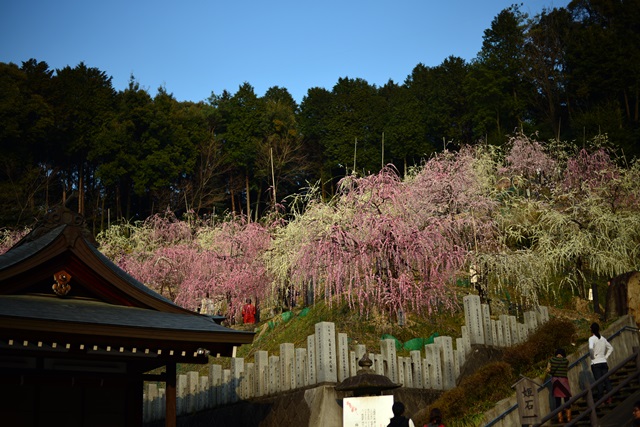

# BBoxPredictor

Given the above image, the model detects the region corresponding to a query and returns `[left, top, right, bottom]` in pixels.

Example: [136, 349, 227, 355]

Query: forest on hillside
[1, 1, 639, 229]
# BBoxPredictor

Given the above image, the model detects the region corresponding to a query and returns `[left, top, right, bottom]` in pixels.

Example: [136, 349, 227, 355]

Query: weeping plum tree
[183, 216, 274, 317]
[97, 211, 274, 318]
[269, 148, 499, 317]
[476, 135, 640, 304]
[0, 227, 29, 255]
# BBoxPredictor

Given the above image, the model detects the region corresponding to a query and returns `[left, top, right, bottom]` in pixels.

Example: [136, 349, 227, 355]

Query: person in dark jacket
[631, 400, 640, 426]
[387, 401, 415, 427]
[425, 407, 444, 427]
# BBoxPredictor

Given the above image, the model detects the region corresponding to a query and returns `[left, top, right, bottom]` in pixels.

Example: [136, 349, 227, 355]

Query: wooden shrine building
[0, 207, 254, 426]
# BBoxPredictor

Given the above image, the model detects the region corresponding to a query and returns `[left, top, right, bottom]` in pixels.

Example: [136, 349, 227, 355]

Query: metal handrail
[536, 346, 640, 426]
[483, 325, 639, 427]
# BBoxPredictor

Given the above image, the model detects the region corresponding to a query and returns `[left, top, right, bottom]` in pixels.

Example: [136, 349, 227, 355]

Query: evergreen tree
[466, 5, 531, 144]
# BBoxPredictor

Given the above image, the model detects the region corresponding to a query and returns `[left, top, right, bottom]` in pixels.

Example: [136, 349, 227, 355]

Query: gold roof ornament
[52, 270, 72, 296]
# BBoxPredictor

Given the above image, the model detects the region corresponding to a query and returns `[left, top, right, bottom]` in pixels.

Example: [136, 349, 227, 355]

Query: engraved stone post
[425, 342, 442, 390]
[509, 316, 519, 344]
[355, 344, 367, 360]
[157, 387, 165, 421]
[518, 323, 528, 344]
[186, 371, 198, 412]
[198, 376, 208, 411]
[177, 374, 187, 415]
[280, 343, 295, 391]
[403, 357, 413, 387]
[295, 348, 308, 388]
[410, 350, 423, 389]
[453, 349, 460, 381]
[482, 303, 494, 346]
[524, 310, 538, 334]
[537, 306, 549, 324]
[350, 345, 365, 376]
[255, 350, 268, 397]
[315, 322, 338, 383]
[307, 334, 316, 385]
[490, 319, 499, 347]
[243, 363, 254, 399]
[208, 364, 222, 407]
[268, 355, 280, 394]
[196, 375, 209, 411]
[338, 332, 350, 381]
[230, 358, 244, 403]
[397, 356, 406, 386]
[381, 338, 399, 383]
[422, 357, 431, 389]
[221, 369, 230, 405]
[461, 325, 472, 356]
[456, 338, 466, 368]
[515, 377, 541, 425]
[463, 294, 485, 344]
[374, 354, 385, 375]
[495, 319, 505, 347]
[349, 350, 358, 377]
[146, 383, 158, 422]
[435, 336, 455, 390]
[499, 315, 512, 347]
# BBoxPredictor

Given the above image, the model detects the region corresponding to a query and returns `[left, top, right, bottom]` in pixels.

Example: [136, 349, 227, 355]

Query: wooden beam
[165, 362, 176, 427]
[129, 375, 144, 426]
[141, 372, 167, 381]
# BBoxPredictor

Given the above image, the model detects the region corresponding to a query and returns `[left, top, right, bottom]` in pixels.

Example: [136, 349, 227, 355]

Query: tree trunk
[125, 189, 131, 221]
[245, 172, 251, 222]
[254, 181, 262, 222]
[635, 87, 639, 122]
[623, 89, 631, 120]
[116, 185, 122, 220]
[230, 188, 236, 215]
[78, 162, 84, 215]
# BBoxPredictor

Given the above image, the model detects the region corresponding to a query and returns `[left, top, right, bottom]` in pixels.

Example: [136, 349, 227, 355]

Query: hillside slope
[223, 298, 604, 426]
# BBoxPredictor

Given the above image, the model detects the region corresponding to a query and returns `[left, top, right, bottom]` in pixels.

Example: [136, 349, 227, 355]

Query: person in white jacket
[589, 322, 614, 404]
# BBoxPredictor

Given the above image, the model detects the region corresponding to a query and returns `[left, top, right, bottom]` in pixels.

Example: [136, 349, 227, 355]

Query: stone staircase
[546, 349, 640, 426]
[482, 318, 639, 427]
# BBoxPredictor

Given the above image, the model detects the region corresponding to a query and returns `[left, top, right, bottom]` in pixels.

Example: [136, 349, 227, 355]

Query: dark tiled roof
[0, 295, 241, 335]
[0, 208, 255, 361]
[0, 225, 63, 270]
[0, 219, 178, 309]
[85, 240, 177, 306]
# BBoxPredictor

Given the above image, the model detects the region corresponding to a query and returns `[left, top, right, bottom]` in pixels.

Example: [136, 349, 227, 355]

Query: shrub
[419, 362, 514, 426]
[503, 318, 576, 375]
[419, 317, 577, 426]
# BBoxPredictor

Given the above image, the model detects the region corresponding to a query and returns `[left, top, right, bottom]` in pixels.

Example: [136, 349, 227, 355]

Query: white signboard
[343, 395, 394, 427]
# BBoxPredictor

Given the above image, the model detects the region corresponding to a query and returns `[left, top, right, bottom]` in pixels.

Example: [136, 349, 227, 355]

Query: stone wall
[144, 296, 550, 424]
[144, 385, 441, 427]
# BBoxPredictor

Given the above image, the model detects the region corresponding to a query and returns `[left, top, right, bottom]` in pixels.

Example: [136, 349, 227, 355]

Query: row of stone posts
[143, 295, 550, 422]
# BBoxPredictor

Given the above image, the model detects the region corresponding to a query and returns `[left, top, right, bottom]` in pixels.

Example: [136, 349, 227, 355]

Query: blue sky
[1, 0, 569, 104]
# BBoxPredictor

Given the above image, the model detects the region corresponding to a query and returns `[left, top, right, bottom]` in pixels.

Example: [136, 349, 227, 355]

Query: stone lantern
[335, 351, 401, 397]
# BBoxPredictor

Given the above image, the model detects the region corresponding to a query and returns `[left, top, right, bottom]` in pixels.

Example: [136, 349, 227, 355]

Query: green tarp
[380, 332, 440, 351]
[403, 332, 439, 350]
[381, 334, 403, 350]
